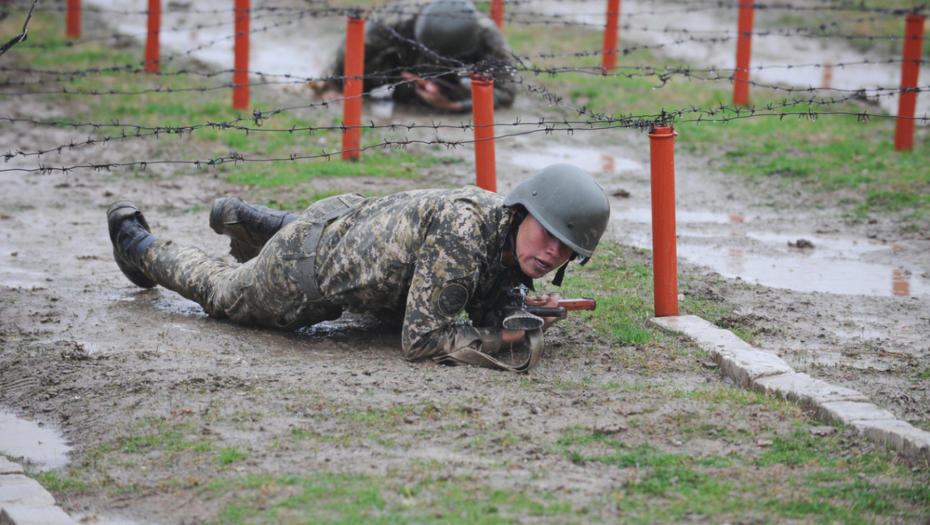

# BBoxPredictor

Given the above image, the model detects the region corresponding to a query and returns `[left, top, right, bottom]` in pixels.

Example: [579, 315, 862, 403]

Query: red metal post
[601, 0, 621, 73]
[490, 0, 504, 29]
[145, 0, 161, 73]
[342, 16, 365, 161]
[471, 73, 496, 192]
[648, 125, 679, 317]
[733, 0, 754, 106]
[895, 14, 925, 152]
[232, 0, 250, 111]
[65, 0, 80, 39]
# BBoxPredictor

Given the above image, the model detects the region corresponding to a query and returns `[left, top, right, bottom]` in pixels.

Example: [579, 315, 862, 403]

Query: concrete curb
[651, 314, 930, 465]
[0, 456, 77, 525]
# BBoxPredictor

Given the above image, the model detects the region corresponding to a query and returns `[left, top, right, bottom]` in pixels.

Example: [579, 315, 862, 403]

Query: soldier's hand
[501, 292, 564, 347]
[403, 71, 463, 112]
[525, 293, 566, 332]
[416, 84, 465, 111]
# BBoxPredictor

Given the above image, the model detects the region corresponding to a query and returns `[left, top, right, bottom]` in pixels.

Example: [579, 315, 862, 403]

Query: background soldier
[106, 165, 609, 370]
[320, 0, 517, 112]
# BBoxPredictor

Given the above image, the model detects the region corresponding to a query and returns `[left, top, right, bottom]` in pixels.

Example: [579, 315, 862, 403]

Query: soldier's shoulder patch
[437, 283, 470, 317]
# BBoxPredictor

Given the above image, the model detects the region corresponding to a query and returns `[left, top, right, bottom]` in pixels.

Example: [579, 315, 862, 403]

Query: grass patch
[223, 148, 444, 188]
[768, 0, 930, 57]
[90, 417, 213, 458]
[551, 425, 928, 524]
[29, 469, 89, 492]
[753, 428, 908, 474]
[207, 472, 579, 524]
[542, 241, 741, 347]
[217, 446, 249, 467]
[555, 433, 732, 469]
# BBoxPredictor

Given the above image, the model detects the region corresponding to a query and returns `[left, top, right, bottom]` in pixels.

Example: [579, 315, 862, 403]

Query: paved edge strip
[650, 314, 930, 465]
[0, 456, 78, 525]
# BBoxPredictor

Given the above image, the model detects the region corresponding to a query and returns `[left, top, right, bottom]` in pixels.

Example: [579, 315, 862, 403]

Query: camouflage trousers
[139, 195, 364, 330]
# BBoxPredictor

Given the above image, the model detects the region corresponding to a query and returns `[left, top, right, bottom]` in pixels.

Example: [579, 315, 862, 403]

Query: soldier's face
[514, 214, 573, 279]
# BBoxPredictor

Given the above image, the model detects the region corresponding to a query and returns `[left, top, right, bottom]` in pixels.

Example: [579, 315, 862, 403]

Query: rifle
[496, 286, 596, 331]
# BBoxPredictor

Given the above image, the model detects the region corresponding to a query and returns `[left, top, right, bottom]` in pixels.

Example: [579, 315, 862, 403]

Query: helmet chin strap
[551, 253, 577, 287]
[502, 207, 526, 254]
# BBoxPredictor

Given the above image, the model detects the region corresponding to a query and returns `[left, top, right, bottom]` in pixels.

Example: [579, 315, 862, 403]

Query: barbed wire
[8, 0, 922, 78]
[2, 82, 923, 168]
[2, 0, 928, 176]
[18, 0, 930, 16]
[16, 7, 326, 60]
[483, 0, 930, 16]
[15, 5, 333, 51]
[13, 0, 926, 44]
[2, 102, 925, 175]
[0, 0, 37, 57]
[4, 0, 926, 99]
[4, 38, 916, 94]
[4, 52, 925, 92]
[3, 54, 926, 103]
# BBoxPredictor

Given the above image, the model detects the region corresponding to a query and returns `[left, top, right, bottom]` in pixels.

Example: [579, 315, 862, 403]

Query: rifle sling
[433, 328, 545, 373]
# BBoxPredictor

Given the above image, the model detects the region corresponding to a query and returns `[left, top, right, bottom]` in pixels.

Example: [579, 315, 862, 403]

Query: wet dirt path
[5, 0, 928, 438]
[0, 0, 928, 521]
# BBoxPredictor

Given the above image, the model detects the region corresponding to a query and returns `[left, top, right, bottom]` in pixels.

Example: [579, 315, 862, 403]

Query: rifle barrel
[520, 306, 566, 318]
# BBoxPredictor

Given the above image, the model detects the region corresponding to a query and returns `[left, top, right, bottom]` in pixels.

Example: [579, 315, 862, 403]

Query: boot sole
[107, 201, 157, 289]
[209, 197, 262, 263]
[209, 197, 231, 236]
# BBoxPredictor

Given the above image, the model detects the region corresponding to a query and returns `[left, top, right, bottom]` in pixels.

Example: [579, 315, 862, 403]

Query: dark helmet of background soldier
[414, 0, 482, 59]
[503, 164, 611, 284]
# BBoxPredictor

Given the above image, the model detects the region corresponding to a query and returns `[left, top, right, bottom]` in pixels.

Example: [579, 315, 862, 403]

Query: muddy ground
[1, 0, 929, 523]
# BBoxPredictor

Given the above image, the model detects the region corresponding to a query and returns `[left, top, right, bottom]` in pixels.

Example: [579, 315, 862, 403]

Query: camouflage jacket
[324, 0, 517, 110]
[315, 187, 531, 360]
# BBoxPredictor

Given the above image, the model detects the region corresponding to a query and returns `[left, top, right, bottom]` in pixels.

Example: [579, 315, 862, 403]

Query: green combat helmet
[414, 0, 482, 59]
[504, 164, 610, 284]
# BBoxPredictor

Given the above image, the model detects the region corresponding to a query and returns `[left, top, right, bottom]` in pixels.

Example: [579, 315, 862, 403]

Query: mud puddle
[86, 0, 342, 81]
[625, 227, 930, 298]
[503, 145, 644, 175]
[0, 410, 73, 470]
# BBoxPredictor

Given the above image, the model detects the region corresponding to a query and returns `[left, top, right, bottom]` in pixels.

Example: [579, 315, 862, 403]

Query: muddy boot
[107, 201, 158, 289]
[209, 197, 298, 263]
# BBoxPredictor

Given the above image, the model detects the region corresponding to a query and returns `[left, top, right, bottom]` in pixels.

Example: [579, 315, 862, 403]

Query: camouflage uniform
[140, 188, 531, 360]
[324, 0, 517, 110]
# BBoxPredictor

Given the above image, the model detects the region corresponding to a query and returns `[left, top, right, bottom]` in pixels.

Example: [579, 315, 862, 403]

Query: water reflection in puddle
[504, 146, 643, 174]
[0, 410, 72, 470]
[681, 243, 927, 297]
[623, 228, 928, 298]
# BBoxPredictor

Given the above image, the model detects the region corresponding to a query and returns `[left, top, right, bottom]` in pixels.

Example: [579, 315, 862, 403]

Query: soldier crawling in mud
[105, 165, 609, 371]
[319, 0, 517, 112]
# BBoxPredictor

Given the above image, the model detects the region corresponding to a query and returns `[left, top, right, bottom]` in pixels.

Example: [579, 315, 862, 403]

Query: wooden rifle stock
[556, 298, 597, 311]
